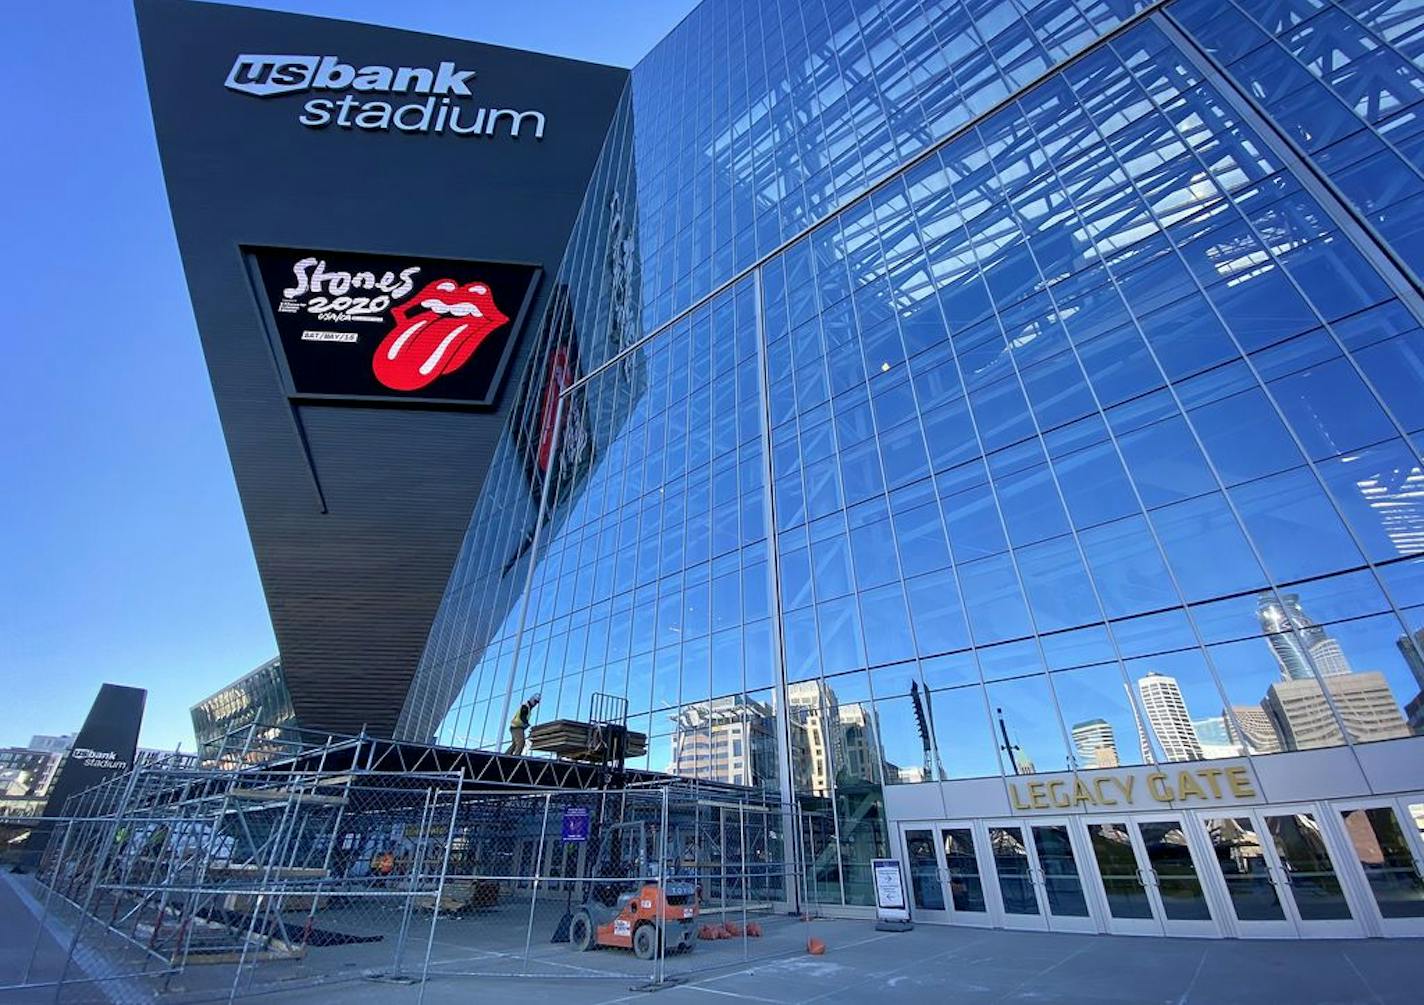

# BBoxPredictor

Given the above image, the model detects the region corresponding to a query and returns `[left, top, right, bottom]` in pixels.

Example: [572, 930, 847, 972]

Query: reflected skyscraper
[786, 681, 888, 794]
[1257, 594, 1352, 681]
[1137, 673, 1204, 763]
[1396, 629, 1424, 694]
[669, 695, 777, 787]
[1393, 630, 1424, 733]
[1070, 719, 1119, 768]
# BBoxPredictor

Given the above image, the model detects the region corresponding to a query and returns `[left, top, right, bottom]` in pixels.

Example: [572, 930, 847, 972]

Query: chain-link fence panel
[4, 763, 466, 1004]
[4, 757, 832, 1000]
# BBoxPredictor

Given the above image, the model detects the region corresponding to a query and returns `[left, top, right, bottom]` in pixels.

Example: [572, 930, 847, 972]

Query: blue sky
[0, 0, 695, 752]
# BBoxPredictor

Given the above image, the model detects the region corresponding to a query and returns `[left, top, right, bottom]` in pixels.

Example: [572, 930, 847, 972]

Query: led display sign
[248, 247, 540, 408]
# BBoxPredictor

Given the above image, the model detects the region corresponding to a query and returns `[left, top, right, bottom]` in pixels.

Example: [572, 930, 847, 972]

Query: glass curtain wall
[400, 0, 1424, 907]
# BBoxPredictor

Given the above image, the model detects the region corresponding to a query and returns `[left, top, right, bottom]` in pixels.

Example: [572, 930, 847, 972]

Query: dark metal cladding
[42, 684, 147, 818]
[135, 0, 628, 736]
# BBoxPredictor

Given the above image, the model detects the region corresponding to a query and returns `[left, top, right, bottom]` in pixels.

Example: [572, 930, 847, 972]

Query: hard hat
[530, 693, 541, 703]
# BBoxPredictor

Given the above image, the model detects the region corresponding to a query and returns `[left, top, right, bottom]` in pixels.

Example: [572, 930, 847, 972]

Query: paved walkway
[1, 868, 1416, 1004]
[319, 921, 1418, 1005]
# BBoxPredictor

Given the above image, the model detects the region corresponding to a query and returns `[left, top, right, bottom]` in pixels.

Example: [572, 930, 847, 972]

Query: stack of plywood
[528, 719, 648, 761]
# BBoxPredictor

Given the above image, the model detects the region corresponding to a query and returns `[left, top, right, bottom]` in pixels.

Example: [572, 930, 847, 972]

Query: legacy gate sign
[1004, 760, 1264, 814]
[225, 54, 548, 139]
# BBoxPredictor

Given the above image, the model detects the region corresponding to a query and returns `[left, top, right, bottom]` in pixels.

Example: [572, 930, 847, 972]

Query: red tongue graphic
[374, 313, 498, 391]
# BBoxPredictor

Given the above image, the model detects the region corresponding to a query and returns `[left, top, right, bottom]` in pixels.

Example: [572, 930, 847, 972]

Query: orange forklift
[567, 819, 699, 959]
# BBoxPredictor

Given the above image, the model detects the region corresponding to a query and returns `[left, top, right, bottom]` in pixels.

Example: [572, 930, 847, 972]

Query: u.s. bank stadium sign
[225, 54, 546, 140]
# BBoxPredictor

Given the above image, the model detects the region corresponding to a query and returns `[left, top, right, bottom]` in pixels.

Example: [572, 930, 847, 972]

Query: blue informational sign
[561, 807, 590, 843]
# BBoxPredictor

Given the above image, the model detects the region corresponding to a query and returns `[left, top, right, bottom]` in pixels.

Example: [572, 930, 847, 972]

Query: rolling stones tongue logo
[373, 279, 509, 391]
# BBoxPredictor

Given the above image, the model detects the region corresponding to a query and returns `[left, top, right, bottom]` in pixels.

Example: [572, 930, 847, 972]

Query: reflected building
[1398, 629, 1424, 693]
[787, 681, 887, 793]
[1258, 594, 1352, 681]
[1249, 595, 1411, 749]
[669, 695, 777, 788]
[1227, 705, 1284, 756]
[1264, 673, 1411, 750]
[1071, 719, 1119, 768]
[1396, 630, 1424, 731]
[1191, 716, 1242, 759]
[1137, 673, 1204, 763]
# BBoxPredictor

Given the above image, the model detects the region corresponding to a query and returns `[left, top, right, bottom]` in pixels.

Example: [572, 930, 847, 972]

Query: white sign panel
[872, 858, 907, 913]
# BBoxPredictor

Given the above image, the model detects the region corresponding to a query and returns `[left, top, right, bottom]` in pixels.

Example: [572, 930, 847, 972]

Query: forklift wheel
[633, 923, 657, 961]
[570, 911, 596, 952]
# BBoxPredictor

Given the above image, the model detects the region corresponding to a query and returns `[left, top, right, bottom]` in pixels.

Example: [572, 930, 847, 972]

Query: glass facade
[399, 0, 1424, 908]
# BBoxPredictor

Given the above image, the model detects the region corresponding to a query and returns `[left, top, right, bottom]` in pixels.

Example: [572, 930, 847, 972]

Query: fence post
[656, 786, 669, 986]
[740, 803, 749, 961]
[417, 774, 462, 1005]
[523, 793, 553, 963]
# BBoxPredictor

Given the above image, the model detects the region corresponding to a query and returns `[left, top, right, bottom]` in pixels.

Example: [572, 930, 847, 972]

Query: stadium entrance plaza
[3, 873, 1414, 1005]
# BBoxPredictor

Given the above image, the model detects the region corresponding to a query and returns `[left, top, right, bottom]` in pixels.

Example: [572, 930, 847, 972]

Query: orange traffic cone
[724, 922, 742, 937]
[806, 937, 826, 956]
[746, 921, 762, 937]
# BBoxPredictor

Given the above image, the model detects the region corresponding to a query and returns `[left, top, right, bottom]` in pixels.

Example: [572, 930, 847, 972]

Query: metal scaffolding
[4, 725, 825, 1003]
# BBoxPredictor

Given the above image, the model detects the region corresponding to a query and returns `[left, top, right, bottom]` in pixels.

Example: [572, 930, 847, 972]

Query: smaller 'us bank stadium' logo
[224, 54, 546, 139]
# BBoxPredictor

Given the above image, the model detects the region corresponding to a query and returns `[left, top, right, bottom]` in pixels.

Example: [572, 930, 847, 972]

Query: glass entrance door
[1082, 817, 1218, 936]
[1336, 801, 1424, 937]
[1200, 813, 1295, 938]
[1133, 816, 1218, 937]
[895, 822, 991, 926]
[985, 823, 1048, 931]
[979, 820, 1095, 932]
[902, 826, 950, 923]
[1085, 820, 1159, 935]
[1263, 807, 1362, 938]
[940, 825, 992, 927]
[1027, 821, 1095, 933]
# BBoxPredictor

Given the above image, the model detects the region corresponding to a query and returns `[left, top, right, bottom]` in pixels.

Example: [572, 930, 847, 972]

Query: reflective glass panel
[1339, 807, 1424, 919]
[1203, 816, 1286, 921]
[1137, 820, 1212, 921]
[905, 828, 946, 912]
[1088, 822, 1153, 919]
[990, 825, 1041, 915]
[1032, 824, 1090, 917]
[1267, 812, 1353, 921]
[942, 827, 988, 913]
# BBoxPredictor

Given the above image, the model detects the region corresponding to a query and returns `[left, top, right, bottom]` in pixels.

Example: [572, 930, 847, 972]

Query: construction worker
[506, 693, 540, 756]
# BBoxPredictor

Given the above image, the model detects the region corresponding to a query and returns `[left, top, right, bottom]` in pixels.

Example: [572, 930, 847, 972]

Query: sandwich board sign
[872, 858, 913, 931]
